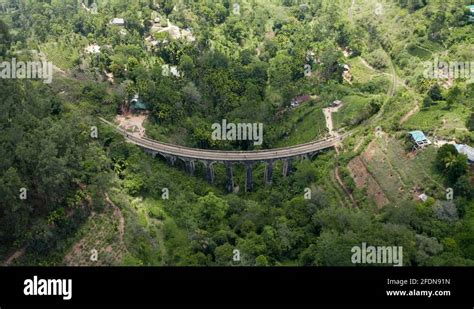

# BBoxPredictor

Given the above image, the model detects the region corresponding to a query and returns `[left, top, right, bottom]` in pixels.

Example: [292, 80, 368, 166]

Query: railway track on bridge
[99, 117, 348, 162]
[99, 117, 352, 191]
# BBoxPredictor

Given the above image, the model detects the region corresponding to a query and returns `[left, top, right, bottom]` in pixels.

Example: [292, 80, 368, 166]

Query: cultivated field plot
[348, 156, 390, 208]
[63, 206, 127, 266]
[349, 136, 444, 207]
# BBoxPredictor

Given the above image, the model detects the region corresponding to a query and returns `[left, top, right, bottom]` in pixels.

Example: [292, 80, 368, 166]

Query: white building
[85, 44, 101, 54]
[418, 193, 429, 202]
[455, 144, 474, 163]
[111, 18, 125, 26]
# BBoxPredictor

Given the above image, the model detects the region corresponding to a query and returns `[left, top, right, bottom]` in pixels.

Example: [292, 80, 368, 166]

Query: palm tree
[443, 152, 459, 171]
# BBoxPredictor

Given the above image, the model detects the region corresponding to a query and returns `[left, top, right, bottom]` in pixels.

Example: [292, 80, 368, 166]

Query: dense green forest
[0, 0, 473, 266]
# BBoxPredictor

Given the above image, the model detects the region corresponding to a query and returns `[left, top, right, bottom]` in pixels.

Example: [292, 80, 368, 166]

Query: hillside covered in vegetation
[0, 0, 473, 266]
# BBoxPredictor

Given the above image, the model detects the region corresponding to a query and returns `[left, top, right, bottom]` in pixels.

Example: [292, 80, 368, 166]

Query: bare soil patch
[115, 113, 148, 137]
[63, 195, 127, 266]
[348, 155, 390, 209]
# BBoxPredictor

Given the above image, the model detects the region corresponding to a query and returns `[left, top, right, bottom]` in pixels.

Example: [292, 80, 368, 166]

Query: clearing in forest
[63, 197, 127, 266]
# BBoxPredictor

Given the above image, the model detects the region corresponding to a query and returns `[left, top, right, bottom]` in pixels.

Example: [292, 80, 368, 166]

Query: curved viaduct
[100, 118, 346, 192]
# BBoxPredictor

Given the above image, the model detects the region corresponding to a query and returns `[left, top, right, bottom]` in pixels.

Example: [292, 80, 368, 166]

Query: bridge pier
[144, 149, 158, 158]
[166, 156, 176, 166]
[205, 162, 215, 184]
[264, 161, 273, 185]
[245, 164, 254, 192]
[185, 160, 195, 176]
[282, 159, 292, 177]
[225, 162, 234, 193]
[306, 151, 318, 161]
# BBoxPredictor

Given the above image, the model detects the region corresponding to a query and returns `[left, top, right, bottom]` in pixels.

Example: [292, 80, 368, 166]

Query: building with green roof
[130, 94, 148, 113]
[408, 131, 432, 150]
[468, 5, 474, 22]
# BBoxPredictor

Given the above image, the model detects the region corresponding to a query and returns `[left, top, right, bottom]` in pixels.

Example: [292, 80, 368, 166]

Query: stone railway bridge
[100, 118, 347, 192]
